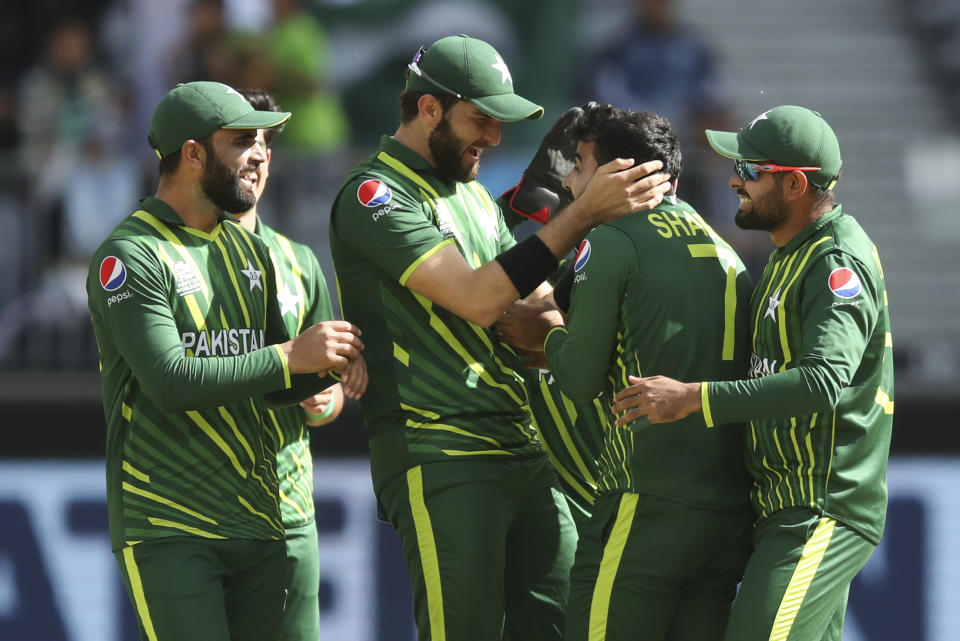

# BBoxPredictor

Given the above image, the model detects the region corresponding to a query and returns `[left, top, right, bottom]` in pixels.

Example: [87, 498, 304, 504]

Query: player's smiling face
[563, 140, 599, 199]
[200, 129, 266, 213]
[428, 101, 501, 183]
[730, 166, 789, 232]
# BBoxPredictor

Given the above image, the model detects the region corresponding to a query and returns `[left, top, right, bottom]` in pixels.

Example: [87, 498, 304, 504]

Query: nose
[250, 139, 267, 163]
[728, 173, 742, 190]
[561, 169, 574, 193]
[483, 119, 501, 147]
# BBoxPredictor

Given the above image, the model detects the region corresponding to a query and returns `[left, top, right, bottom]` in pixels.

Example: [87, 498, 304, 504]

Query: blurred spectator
[578, 0, 768, 275]
[167, 0, 238, 86]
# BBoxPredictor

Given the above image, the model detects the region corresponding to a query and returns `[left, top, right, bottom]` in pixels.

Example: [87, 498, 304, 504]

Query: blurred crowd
[1, 0, 761, 372]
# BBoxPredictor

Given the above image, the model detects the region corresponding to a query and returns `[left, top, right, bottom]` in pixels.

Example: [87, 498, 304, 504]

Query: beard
[201, 145, 258, 213]
[429, 115, 477, 183]
[734, 186, 789, 231]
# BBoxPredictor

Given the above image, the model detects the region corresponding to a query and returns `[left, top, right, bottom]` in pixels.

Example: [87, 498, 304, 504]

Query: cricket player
[496, 103, 754, 641]
[86, 81, 365, 641]
[611, 105, 894, 641]
[328, 35, 672, 641]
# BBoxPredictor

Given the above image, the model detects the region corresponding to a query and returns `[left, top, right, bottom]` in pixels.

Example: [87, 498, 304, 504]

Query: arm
[406, 159, 670, 327]
[301, 383, 345, 426]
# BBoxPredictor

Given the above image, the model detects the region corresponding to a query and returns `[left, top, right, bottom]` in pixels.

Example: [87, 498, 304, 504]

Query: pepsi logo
[828, 267, 861, 299]
[573, 240, 591, 272]
[357, 179, 393, 208]
[99, 256, 127, 292]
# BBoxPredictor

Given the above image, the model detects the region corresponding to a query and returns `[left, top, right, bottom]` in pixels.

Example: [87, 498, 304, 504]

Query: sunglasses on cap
[734, 159, 821, 182]
[408, 47, 464, 99]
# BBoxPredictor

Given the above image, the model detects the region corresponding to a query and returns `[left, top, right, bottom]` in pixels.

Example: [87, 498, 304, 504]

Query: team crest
[828, 267, 861, 299]
[357, 179, 393, 207]
[99, 256, 127, 291]
[573, 240, 592, 271]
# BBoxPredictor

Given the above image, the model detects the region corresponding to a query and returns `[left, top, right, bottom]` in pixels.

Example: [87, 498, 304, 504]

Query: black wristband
[495, 234, 559, 298]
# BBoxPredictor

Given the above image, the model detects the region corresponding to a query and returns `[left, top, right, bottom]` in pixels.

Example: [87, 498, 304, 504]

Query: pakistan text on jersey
[181, 329, 267, 356]
[749, 353, 778, 378]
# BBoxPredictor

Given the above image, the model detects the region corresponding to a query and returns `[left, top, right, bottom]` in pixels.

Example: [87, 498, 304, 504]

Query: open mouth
[467, 147, 481, 159]
[239, 169, 258, 188]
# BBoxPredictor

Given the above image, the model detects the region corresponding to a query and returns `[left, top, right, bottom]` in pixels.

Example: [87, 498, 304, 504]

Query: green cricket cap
[148, 81, 291, 158]
[406, 34, 543, 122]
[705, 105, 842, 190]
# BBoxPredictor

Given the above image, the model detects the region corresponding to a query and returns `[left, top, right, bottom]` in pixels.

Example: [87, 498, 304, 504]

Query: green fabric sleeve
[708, 252, 879, 423]
[544, 226, 629, 403]
[92, 239, 289, 413]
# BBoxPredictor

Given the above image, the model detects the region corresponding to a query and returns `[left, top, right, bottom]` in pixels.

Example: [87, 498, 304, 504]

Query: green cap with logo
[705, 105, 842, 190]
[148, 81, 291, 158]
[406, 34, 543, 122]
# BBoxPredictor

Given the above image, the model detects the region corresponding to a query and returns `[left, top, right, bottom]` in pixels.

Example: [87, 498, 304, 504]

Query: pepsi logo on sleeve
[99, 257, 127, 291]
[357, 179, 393, 207]
[828, 267, 861, 299]
[573, 240, 592, 271]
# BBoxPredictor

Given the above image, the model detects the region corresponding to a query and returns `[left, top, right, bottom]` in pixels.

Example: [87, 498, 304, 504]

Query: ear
[418, 94, 444, 124]
[182, 139, 206, 171]
[783, 170, 810, 202]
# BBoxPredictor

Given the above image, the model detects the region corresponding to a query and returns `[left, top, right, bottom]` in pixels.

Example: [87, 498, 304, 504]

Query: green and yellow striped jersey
[705, 205, 894, 544]
[88, 197, 311, 550]
[254, 221, 335, 529]
[545, 198, 753, 511]
[522, 368, 603, 521]
[329, 136, 542, 493]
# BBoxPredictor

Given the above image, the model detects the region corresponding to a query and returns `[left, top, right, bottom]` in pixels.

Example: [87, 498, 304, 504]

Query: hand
[300, 384, 343, 426]
[515, 346, 550, 370]
[494, 301, 564, 351]
[283, 320, 363, 375]
[577, 159, 673, 226]
[337, 354, 368, 399]
[611, 375, 702, 426]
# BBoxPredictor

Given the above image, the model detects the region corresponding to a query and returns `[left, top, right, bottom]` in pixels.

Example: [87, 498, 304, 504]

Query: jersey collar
[138, 196, 239, 226]
[379, 135, 434, 172]
[780, 204, 843, 255]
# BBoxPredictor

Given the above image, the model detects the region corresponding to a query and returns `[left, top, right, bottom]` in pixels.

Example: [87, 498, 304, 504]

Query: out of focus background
[1, 0, 957, 639]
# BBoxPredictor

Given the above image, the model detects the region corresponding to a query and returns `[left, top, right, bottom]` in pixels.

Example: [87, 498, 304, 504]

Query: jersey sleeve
[544, 226, 630, 403]
[332, 176, 454, 285]
[87, 238, 291, 413]
[705, 251, 881, 425]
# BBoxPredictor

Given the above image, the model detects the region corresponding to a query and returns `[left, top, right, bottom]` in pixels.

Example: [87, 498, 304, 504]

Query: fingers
[340, 358, 368, 399]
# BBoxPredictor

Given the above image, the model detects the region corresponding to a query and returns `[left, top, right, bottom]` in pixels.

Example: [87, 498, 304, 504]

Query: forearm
[544, 327, 608, 404]
[265, 372, 338, 408]
[705, 361, 844, 427]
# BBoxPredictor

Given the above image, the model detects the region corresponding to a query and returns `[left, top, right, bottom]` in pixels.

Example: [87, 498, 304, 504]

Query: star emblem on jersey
[491, 55, 512, 84]
[240, 260, 263, 291]
[277, 290, 300, 318]
[764, 288, 782, 322]
[748, 110, 772, 129]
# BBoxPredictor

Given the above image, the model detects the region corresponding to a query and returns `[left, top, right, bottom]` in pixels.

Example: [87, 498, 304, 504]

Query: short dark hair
[399, 90, 460, 125]
[570, 104, 683, 181]
[238, 88, 285, 145]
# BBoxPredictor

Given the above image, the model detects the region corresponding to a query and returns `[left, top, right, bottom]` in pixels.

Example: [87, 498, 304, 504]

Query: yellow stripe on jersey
[186, 411, 247, 478]
[238, 495, 283, 531]
[824, 410, 837, 496]
[751, 259, 784, 347]
[180, 222, 223, 242]
[788, 417, 806, 504]
[122, 403, 133, 421]
[273, 235, 308, 334]
[401, 402, 504, 447]
[702, 382, 715, 428]
[132, 211, 210, 302]
[408, 466, 446, 641]
[121, 547, 160, 641]
[267, 409, 285, 448]
[885, 332, 893, 347]
[441, 449, 514, 456]
[121, 481, 218, 524]
[540, 377, 597, 486]
[776, 237, 833, 369]
[122, 461, 150, 483]
[213, 235, 253, 327]
[378, 152, 442, 200]
[805, 414, 818, 507]
[875, 387, 895, 414]
[769, 517, 836, 641]
[530, 413, 595, 505]
[394, 343, 410, 366]
[279, 488, 309, 521]
[872, 244, 885, 279]
[146, 518, 227, 539]
[154, 243, 207, 330]
[589, 493, 638, 641]
[217, 406, 275, 499]
[225, 224, 271, 322]
[271, 344, 291, 389]
[772, 430, 796, 505]
[398, 238, 456, 286]
[687, 244, 738, 360]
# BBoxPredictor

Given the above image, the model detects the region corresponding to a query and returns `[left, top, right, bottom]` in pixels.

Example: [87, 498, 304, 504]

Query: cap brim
[470, 93, 543, 122]
[705, 129, 768, 162]
[223, 110, 292, 130]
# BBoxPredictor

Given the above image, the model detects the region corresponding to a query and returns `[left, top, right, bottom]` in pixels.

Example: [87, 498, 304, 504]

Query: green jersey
[522, 368, 603, 515]
[703, 205, 894, 544]
[329, 136, 541, 493]
[88, 197, 322, 551]
[545, 197, 753, 511]
[254, 221, 335, 529]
